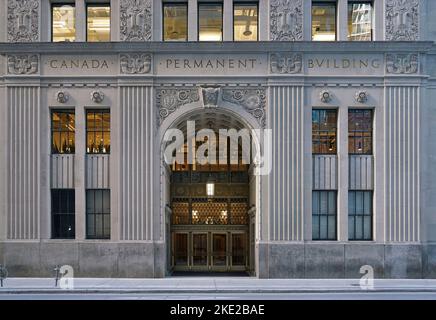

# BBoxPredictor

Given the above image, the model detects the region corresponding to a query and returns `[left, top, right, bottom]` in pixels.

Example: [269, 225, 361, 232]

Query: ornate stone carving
[222, 89, 267, 128]
[91, 91, 104, 103]
[156, 89, 200, 125]
[56, 91, 69, 104]
[320, 90, 332, 103]
[386, 0, 419, 41]
[270, 0, 303, 41]
[270, 53, 302, 74]
[386, 54, 419, 74]
[120, 0, 152, 41]
[120, 53, 152, 74]
[7, 0, 39, 42]
[7, 54, 38, 74]
[355, 91, 368, 104]
[201, 86, 220, 108]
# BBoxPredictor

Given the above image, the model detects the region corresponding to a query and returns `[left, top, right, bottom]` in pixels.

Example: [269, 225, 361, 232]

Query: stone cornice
[0, 41, 433, 55]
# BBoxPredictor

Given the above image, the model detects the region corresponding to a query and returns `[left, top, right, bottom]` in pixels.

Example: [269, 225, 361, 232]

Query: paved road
[1, 292, 436, 300]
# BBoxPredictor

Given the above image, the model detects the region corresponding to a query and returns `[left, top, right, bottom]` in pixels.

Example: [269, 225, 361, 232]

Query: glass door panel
[193, 233, 208, 266]
[174, 233, 188, 266]
[212, 233, 227, 266]
[232, 233, 246, 266]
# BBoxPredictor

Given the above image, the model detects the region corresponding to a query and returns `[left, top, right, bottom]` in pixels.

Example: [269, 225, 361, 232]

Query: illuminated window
[52, 4, 76, 42]
[86, 110, 110, 154]
[86, 189, 110, 239]
[348, 109, 373, 154]
[198, 3, 223, 41]
[87, 4, 111, 42]
[312, 109, 337, 154]
[312, 2, 337, 41]
[52, 189, 75, 239]
[51, 110, 75, 154]
[348, 1, 373, 41]
[234, 3, 258, 41]
[163, 3, 188, 41]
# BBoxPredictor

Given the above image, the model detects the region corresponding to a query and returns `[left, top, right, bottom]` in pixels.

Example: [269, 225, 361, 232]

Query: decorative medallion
[270, 52, 302, 74]
[156, 88, 200, 125]
[7, 54, 38, 74]
[7, 0, 39, 42]
[91, 91, 104, 103]
[320, 90, 332, 103]
[386, 0, 419, 41]
[201, 86, 220, 108]
[56, 91, 69, 104]
[120, 53, 152, 74]
[270, 0, 303, 41]
[222, 88, 267, 128]
[120, 0, 152, 41]
[355, 91, 368, 104]
[386, 53, 419, 74]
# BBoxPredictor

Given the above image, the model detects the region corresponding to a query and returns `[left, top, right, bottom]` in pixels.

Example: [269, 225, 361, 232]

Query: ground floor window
[312, 191, 337, 240]
[86, 189, 110, 239]
[348, 191, 373, 240]
[51, 189, 75, 239]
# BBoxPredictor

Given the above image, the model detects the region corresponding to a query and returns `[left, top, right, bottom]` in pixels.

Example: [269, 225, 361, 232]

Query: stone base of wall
[1, 241, 435, 278]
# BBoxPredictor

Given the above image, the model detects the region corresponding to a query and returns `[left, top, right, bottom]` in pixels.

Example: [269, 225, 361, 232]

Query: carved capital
[270, 0, 303, 41]
[222, 88, 267, 128]
[7, 54, 39, 74]
[120, 53, 152, 74]
[386, 0, 419, 41]
[270, 52, 302, 74]
[120, 0, 152, 41]
[386, 53, 419, 74]
[156, 88, 200, 125]
[7, 0, 39, 42]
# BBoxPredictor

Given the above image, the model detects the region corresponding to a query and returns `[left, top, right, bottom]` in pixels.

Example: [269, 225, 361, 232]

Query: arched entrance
[159, 104, 260, 275]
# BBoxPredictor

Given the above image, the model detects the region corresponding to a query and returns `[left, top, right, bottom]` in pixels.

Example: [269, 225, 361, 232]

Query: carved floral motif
[270, 0, 303, 41]
[386, 54, 419, 74]
[120, 0, 152, 41]
[120, 53, 152, 74]
[270, 53, 302, 74]
[7, 54, 38, 74]
[156, 89, 200, 125]
[386, 0, 419, 41]
[7, 0, 39, 42]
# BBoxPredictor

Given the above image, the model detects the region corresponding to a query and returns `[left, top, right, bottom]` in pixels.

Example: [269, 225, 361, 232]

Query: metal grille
[230, 202, 248, 225]
[172, 202, 190, 224]
[192, 201, 228, 225]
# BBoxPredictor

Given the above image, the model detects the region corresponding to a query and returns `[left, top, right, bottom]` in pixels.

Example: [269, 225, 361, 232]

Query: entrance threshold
[171, 271, 250, 277]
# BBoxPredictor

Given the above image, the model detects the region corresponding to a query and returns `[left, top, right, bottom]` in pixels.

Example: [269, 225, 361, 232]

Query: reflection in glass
[312, 109, 337, 154]
[52, 5, 76, 42]
[348, 2, 373, 41]
[163, 3, 188, 41]
[312, 3, 336, 41]
[348, 109, 373, 154]
[234, 3, 258, 41]
[87, 5, 111, 42]
[199, 3, 223, 41]
[312, 191, 337, 240]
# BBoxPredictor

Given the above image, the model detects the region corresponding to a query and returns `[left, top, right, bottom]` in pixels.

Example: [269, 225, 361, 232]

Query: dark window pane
[51, 189, 75, 239]
[86, 189, 110, 239]
[312, 109, 337, 154]
[348, 109, 373, 155]
[312, 191, 337, 240]
[348, 191, 373, 240]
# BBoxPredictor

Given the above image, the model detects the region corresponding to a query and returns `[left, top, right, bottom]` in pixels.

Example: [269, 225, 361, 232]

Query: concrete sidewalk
[1, 278, 436, 294]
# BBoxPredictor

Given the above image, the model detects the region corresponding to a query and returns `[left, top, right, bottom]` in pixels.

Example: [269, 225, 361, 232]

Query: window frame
[51, 2, 77, 42]
[86, 109, 111, 154]
[348, 108, 374, 155]
[312, 190, 337, 241]
[347, 0, 374, 41]
[311, 1, 338, 41]
[51, 109, 76, 154]
[312, 108, 338, 155]
[197, 2, 224, 42]
[162, 1, 189, 42]
[348, 190, 373, 241]
[86, 2, 111, 42]
[51, 189, 75, 239]
[232, 1, 259, 42]
[86, 189, 111, 240]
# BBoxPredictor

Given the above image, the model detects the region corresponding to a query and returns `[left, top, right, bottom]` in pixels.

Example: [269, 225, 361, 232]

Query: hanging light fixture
[206, 182, 215, 197]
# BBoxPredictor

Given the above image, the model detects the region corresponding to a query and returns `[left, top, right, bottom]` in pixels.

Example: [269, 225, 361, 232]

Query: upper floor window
[312, 109, 337, 154]
[86, 110, 110, 154]
[348, 1, 373, 41]
[52, 4, 76, 42]
[348, 109, 373, 154]
[233, 2, 258, 41]
[198, 3, 223, 41]
[163, 2, 188, 41]
[312, 2, 337, 41]
[87, 4, 111, 42]
[51, 110, 75, 154]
